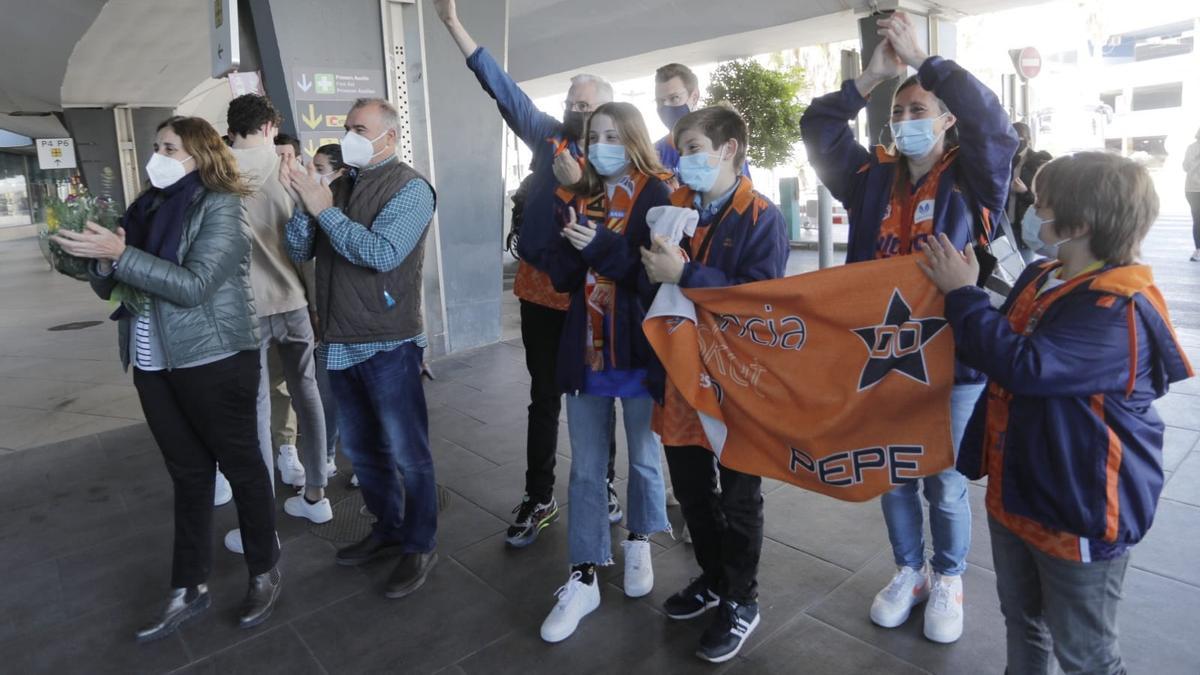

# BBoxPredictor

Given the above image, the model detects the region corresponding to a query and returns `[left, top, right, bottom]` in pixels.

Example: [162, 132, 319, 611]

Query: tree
[705, 59, 807, 169]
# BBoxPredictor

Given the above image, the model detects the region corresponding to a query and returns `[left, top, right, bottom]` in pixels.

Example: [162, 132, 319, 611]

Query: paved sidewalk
[0, 214, 1198, 673]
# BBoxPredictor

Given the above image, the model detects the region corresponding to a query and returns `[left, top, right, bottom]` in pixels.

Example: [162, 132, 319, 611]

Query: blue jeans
[880, 383, 985, 576]
[314, 346, 340, 460]
[329, 342, 437, 553]
[566, 394, 669, 566]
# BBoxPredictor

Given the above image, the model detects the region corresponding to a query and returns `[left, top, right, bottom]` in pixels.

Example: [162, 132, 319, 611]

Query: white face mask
[340, 130, 389, 168]
[319, 172, 336, 187]
[146, 153, 193, 189]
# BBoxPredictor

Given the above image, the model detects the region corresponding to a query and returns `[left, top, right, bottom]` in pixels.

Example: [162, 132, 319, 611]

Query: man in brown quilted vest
[283, 98, 439, 599]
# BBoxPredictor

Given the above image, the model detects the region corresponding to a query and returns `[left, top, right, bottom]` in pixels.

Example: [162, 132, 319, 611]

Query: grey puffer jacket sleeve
[115, 193, 248, 308]
[107, 190, 259, 370]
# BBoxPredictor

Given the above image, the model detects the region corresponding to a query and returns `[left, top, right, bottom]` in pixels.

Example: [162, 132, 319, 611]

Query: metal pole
[818, 184, 834, 269]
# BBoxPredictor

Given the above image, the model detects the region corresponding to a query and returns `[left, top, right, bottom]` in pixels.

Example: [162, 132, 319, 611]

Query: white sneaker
[869, 565, 930, 628]
[326, 457, 338, 478]
[621, 539, 654, 598]
[350, 473, 360, 488]
[224, 529, 243, 555]
[213, 471, 232, 507]
[1191, 249, 1200, 262]
[540, 571, 601, 643]
[284, 495, 333, 524]
[276, 444, 305, 488]
[923, 573, 965, 643]
[223, 528, 281, 556]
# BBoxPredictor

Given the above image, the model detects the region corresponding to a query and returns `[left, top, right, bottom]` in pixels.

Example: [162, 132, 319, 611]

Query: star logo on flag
[852, 289, 948, 391]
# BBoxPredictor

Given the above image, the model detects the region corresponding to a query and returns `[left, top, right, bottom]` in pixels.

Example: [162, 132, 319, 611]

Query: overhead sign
[228, 71, 264, 98]
[1014, 46, 1041, 80]
[290, 66, 385, 158]
[210, 0, 240, 78]
[37, 138, 77, 170]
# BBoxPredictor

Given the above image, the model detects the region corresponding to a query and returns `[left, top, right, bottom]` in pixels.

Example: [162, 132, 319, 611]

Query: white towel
[645, 206, 700, 323]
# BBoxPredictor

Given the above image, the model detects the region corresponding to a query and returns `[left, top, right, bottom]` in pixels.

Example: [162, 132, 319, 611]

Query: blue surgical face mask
[587, 142, 628, 177]
[678, 146, 728, 193]
[890, 113, 948, 158]
[657, 103, 691, 132]
[1022, 209, 1069, 257]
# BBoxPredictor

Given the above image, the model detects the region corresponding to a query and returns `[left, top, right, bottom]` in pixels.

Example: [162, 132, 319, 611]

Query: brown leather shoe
[384, 552, 438, 599]
[336, 534, 404, 566]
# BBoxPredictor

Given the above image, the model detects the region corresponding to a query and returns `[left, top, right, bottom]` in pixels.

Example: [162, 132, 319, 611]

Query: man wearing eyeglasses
[652, 63, 752, 184]
[434, 0, 623, 549]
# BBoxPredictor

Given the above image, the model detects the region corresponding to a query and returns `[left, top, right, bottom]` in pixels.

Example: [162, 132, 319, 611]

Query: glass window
[0, 152, 32, 228]
[1130, 83, 1183, 111]
[1134, 24, 1194, 61]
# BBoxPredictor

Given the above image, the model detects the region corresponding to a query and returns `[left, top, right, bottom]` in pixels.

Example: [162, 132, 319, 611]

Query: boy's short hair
[227, 94, 282, 137]
[655, 63, 699, 95]
[1032, 151, 1159, 265]
[672, 104, 749, 171]
[274, 133, 301, 155]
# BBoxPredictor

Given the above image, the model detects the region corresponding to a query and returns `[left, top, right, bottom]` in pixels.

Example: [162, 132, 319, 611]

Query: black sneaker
[696, 600, 760, 663]
[505, 495, 559, 548]
[607, 481, 623, 524]
[663, 577, 720, 620]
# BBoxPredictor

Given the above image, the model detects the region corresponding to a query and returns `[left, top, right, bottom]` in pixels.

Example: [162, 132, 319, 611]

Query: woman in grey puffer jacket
[51, 116, 282, 641]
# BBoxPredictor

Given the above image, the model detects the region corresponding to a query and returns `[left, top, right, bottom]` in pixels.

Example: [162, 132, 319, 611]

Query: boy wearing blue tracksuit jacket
[921, 151, 1193, 674]
[641, 105, 789, 663]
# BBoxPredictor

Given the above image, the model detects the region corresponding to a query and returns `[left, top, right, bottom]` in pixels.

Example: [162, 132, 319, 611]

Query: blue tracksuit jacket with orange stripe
[948, 261, 1193, 561]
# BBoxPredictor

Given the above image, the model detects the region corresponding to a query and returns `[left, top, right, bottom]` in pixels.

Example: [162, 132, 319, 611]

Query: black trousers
[665, 444, 764, 604]
[134, 351, 280, 588]
[520, 300, 614, 503]
[1187, 191, 1200, 249]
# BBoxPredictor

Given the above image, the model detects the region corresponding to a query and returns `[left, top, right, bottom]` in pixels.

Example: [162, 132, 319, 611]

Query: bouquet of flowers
[38, 188, 121, 281]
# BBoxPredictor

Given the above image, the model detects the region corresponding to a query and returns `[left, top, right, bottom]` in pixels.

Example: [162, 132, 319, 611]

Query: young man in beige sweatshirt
[223, 94, 331, 553]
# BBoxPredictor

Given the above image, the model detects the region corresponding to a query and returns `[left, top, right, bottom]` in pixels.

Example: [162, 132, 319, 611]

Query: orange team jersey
[875, 148, 959, 260]
[514, 261, 570, 311]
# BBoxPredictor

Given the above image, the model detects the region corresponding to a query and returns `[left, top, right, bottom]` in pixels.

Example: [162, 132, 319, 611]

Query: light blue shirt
[285, 157, 435, 370]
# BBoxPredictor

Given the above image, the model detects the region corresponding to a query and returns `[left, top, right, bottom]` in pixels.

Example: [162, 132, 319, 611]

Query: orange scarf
[560, 173, 651, 371]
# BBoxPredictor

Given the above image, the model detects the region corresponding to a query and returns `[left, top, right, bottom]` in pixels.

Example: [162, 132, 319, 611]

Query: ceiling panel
[0, 0, 108, 113]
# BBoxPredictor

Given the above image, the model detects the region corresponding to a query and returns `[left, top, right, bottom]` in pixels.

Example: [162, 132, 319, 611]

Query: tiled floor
[1, 213, 1198, 674]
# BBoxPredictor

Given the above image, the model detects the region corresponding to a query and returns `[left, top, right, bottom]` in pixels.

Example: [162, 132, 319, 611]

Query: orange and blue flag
[644, 255, 955, 501]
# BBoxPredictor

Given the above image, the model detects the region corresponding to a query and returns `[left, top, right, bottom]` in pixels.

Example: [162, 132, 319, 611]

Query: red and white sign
[1017, 47, 1041, 80]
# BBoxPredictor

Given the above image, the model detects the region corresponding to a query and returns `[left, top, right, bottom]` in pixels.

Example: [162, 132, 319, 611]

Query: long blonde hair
[156, 116, 250, 196]
[570, 102, 667, 197]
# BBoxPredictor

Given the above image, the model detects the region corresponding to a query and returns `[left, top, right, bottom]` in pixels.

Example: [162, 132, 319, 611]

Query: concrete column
[243, 0, 508, 355]
[417, 0, 507, 353]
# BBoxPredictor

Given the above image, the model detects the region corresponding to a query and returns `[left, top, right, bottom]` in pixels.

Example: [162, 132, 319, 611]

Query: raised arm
[921, 56, 1018, 212]
[433, 0, 478, 57]
[800, 22, 907, 204]
[872, 11, 1017, 212]
[435, 0, 561, 149]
